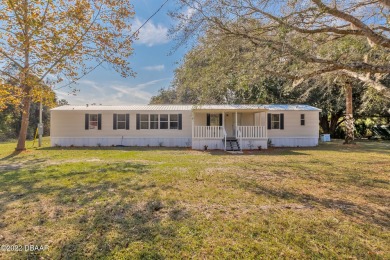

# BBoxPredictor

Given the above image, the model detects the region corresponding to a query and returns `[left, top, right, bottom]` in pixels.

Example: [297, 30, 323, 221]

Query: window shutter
[178, 114, 182, 130]
[85, 114, 89, 130]
[207, 113, 210, 126]
[136, 114, 140, 130]
[126, 114, 130, 130]
[280, 113, 284, 130]
[219, 113, 223, 126]
[267, 113, 271, 129]
[98, 114, 102, 130]
[113, 114, 117, 130]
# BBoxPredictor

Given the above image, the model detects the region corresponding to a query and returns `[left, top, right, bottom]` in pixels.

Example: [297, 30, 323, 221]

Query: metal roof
[51, 105, 193, 111]
[263, 104, 321, 111]
[51, 104, 321, 111]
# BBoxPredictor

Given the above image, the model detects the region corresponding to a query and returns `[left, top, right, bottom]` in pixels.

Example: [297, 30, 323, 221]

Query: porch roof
[192, 104, 267, 111]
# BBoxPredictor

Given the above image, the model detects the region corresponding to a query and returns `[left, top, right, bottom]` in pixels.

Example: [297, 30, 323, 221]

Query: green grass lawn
[0, 138, 389, 259]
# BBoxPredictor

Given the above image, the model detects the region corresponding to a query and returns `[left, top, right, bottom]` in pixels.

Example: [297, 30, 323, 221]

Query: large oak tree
[171, 0, 390, 142]
[172, 0, 390, 92]
[0, 0, 135, 150]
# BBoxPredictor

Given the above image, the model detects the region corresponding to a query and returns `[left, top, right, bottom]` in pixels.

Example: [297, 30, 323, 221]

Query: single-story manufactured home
[50, 104, 321, 150]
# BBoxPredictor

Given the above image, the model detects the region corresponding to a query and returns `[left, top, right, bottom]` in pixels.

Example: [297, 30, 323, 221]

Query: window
[207, 113, 221, 126]
[85, 113, 101, 130]
[160, 114, 168, 129]
[150, 114, 159, 129]
[89, 114, 98, 130]
[170, 114, 178, 129]
[136, 113, 182, 130]
[113, 113, 129, 130]
[301, 114, 305, 126]
[267, 113, 284, 130]
[140, 114, 149, 129]
[117, 114, 126, 129]
[271, 114, 280, 129]
[210, 114, 220, 126]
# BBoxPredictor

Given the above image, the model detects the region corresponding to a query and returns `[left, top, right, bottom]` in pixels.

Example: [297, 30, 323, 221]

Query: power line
[54, 0, 170, 91]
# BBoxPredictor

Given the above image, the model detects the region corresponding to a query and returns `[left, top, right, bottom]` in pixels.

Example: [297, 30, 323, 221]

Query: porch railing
[193, 126, 224, 139]
[236, 126, 266, 139]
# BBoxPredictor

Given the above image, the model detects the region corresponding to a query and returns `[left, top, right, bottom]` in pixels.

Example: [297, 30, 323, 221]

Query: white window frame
[116, 114, 126, 130]
[140, 114, 149, 129]
[160, 114, 169, 129]
[271, 114, 280, 129]
[89, 114, 98, 130]
[170, 114, 179, 129]
[150, 114, 159, 129]
[301, 114, 305, 126]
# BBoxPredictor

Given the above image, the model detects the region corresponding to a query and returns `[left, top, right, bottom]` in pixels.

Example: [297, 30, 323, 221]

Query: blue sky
[56, 1, 189, 105]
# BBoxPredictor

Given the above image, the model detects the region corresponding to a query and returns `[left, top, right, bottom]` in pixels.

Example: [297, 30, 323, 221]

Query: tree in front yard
[0, 0, 136, 150]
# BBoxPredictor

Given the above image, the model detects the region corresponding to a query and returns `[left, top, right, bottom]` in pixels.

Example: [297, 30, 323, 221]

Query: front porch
[191, 108, 268, 151]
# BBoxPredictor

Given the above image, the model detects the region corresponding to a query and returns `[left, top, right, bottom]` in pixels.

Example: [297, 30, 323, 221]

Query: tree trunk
[344, 84, 355, 144]
[16, 97, 32, 151]
[319, 112, 343, 137]
[319, 114, 330, 134]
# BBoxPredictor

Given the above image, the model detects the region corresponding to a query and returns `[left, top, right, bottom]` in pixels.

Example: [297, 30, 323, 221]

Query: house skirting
[51, 137, 192, 147]
[240, 139, 268, 150]
[192, 138, 268, 150]
[269, 137, 318, 147]
[51, 137, 317, 149]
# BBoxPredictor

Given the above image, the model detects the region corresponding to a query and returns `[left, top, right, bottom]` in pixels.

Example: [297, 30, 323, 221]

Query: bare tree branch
[311, 0, 390, 48]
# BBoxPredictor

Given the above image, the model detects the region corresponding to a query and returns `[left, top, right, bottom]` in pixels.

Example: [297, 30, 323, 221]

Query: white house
[50, 104, 321, 150]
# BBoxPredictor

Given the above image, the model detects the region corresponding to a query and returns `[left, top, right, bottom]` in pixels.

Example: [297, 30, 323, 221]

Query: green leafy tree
[171, 1, 390, 142]
[0, 0, 135, 150]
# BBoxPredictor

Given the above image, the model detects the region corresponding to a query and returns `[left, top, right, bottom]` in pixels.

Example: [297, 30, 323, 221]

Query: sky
[55, 0, 190, 106]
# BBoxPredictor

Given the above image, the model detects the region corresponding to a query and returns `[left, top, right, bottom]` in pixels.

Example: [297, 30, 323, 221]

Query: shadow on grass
[204, 149, 310, 156]
[0, 150, 22, 161]
[37, 146, 190, 152]
[55, 199, 180, 259]
[317, 139, 390, 154]
[0, 161, 190, 258]
[240, 180, 390, 229]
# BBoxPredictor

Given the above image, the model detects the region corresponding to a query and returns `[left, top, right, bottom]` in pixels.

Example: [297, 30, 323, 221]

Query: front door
[225, 113, 235, 137]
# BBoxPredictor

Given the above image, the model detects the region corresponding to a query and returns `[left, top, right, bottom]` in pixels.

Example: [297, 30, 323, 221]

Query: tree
[150, 87, 178, 104]
[155, 27, 389, 138]
[171, 0, 390, 143]
[162, 31, 292, 104]
[172, 0, 390, 95]
[0, 0, 135, 150]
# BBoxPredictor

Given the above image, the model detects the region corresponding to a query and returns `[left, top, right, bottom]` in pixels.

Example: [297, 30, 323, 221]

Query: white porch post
[235, 111, 237, 137]
[191, 111, 194, 139]
[222, 111, 225, 129]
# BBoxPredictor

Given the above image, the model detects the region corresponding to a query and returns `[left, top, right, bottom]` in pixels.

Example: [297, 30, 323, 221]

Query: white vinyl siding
[267, 111, 319, 138]
[51, 110, 191, 139]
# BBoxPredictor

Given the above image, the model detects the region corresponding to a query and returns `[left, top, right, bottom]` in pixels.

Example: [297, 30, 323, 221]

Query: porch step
[223, 138, 241, 151]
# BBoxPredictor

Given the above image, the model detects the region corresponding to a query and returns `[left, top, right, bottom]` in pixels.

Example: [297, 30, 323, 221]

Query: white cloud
[133, 17, 170, 47]
[143, 65, 165, 71]
[185, 7, 197, 19]
[55, 78, 171, 105]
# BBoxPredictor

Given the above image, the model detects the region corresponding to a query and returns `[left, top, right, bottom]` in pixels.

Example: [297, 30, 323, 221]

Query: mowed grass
[0, 138, 389, 259]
